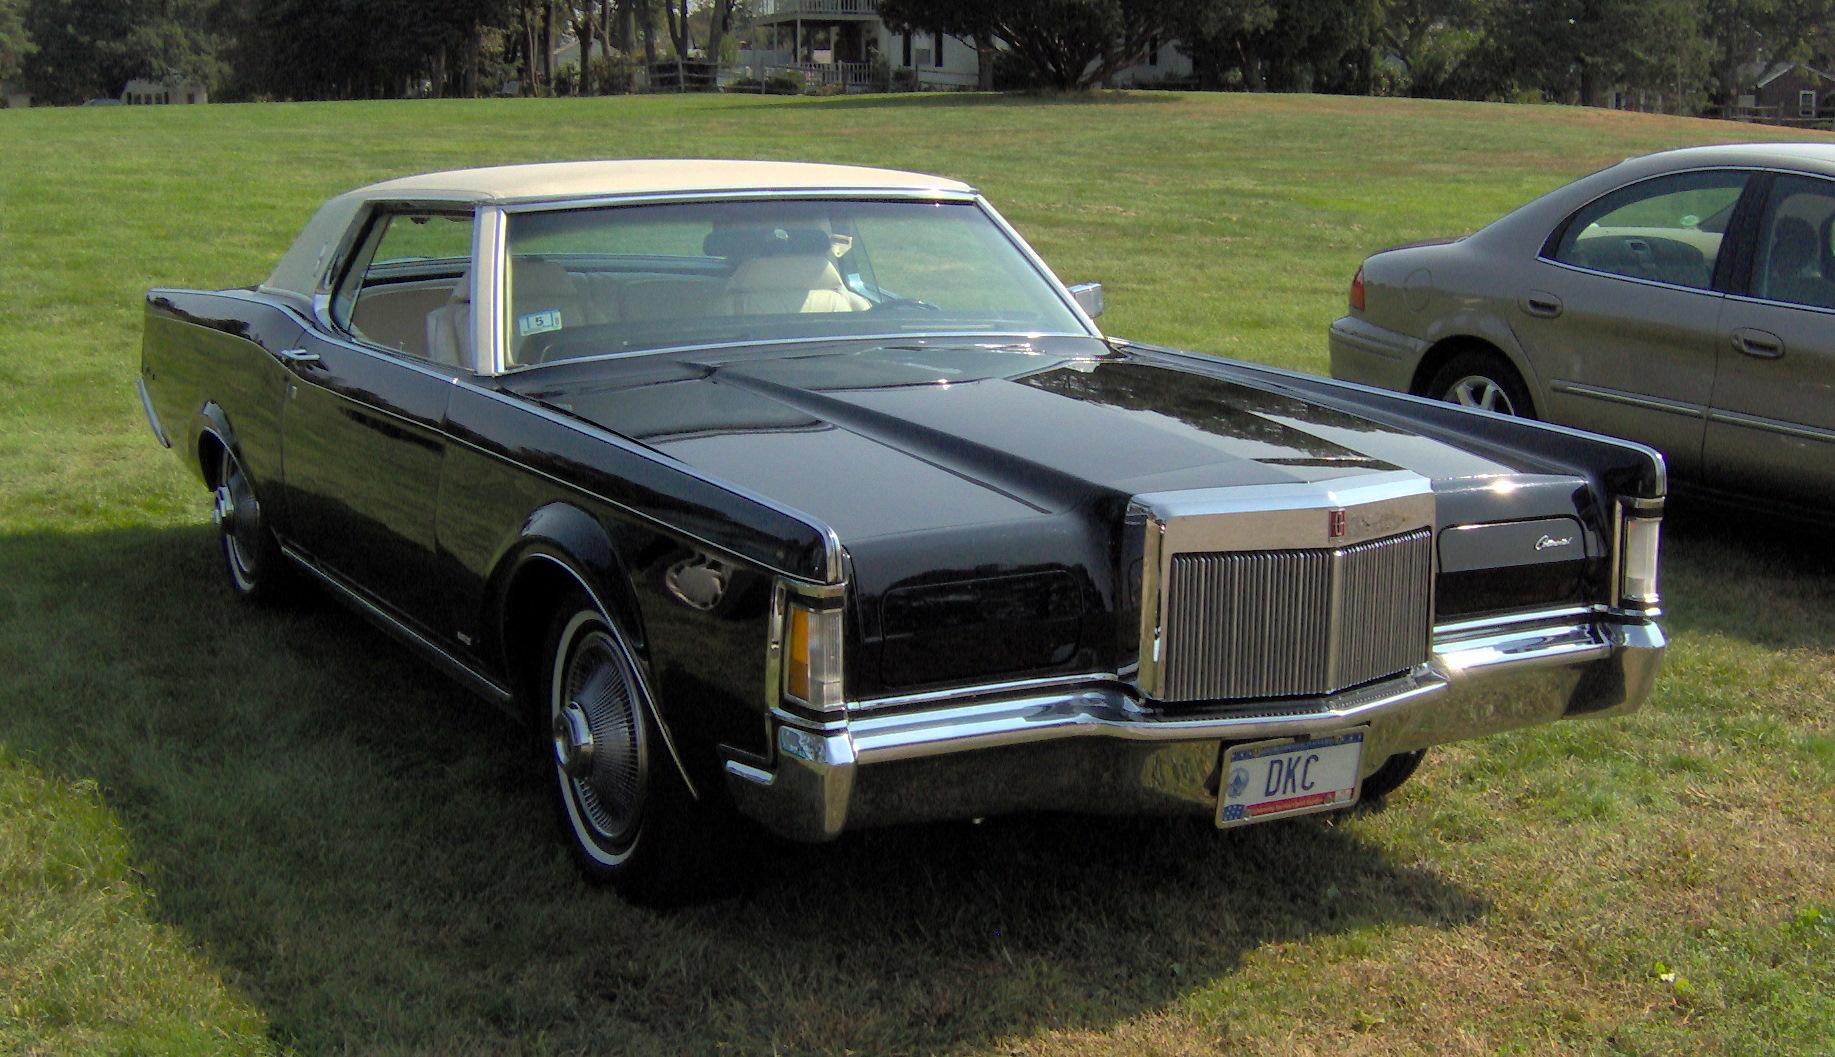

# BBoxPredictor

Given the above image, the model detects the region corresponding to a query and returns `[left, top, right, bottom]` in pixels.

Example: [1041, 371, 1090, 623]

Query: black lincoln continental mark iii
[139, 160, 1667, 901]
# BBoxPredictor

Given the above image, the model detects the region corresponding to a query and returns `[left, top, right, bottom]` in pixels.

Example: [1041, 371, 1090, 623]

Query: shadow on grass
[1659, 496, 1835, 652]
[0, 524, 1486, 1056]
[713, 89, 1181, 112]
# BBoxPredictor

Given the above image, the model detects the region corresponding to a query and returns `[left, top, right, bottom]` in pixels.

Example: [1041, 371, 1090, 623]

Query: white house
[743, 0, 982, 91]
[121, 79, 209, 105]
[740, 1, 1191, 91]
[2, 82, 30, 108]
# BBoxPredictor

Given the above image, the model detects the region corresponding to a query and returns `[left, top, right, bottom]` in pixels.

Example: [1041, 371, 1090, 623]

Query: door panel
[281, 332, 459, 632]
[1516, 170, 1750, 478]
[1708, 173, 1835, 508]
[1516, 261, 1721, 477]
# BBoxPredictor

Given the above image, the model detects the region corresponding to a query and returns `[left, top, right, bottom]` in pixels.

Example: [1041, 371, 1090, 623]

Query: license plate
[1216, 728, 1367, 828]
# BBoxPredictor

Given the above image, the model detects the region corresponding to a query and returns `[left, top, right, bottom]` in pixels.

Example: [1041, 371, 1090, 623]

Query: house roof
[265, 159, 974, 298]
[1755, 61, 1835, 89]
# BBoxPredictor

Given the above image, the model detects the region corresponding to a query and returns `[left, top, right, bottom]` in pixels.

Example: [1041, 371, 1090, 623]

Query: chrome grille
[1159, 529, 1432, 702]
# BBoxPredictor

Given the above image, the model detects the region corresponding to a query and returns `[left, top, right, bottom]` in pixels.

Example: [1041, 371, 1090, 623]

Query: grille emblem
[1329, 509, 1347, 538]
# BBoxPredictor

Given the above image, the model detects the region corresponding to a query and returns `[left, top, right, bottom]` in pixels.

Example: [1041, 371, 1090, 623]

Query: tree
[0, 0, 31, 86]
[1174, 0, 1383, 93]
[879, 0, 1178, 91]
[20, 0, 221, 104]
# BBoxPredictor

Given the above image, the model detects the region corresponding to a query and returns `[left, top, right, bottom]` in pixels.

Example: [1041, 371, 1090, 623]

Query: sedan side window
[331, 210, 476, 366]
[1751, 175, 1835, 310]
[1549, 170, 1748, 290]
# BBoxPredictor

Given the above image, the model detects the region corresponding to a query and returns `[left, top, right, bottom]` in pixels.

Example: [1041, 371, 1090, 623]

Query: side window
[1752, 174, 1835, 309]
[331, 210, 475, 366]
[1549, 170, 1748, 290]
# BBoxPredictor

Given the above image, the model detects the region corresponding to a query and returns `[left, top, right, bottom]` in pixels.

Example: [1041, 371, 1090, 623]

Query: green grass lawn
[2, 92, 1832, 1056]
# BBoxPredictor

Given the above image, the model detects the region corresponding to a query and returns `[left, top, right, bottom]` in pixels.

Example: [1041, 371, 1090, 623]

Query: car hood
[517, 338, 1517, 543]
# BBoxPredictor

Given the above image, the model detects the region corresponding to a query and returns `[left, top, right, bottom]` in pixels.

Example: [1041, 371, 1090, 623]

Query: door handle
[1730, 328, 1785, 359]
[277, 347, 323, 369]
[1520, 291, 1564, 318]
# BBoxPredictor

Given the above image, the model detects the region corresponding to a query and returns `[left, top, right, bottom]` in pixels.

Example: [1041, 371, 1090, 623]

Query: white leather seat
[720, 255, 871, 315]
[425, 272, 472, 367]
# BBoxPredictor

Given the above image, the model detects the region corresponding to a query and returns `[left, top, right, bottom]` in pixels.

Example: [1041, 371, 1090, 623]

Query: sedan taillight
[1349, 266, 1367, 312]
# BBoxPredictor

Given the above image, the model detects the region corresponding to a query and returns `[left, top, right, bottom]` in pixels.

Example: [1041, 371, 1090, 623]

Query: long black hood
[517, 337, 1518, 543]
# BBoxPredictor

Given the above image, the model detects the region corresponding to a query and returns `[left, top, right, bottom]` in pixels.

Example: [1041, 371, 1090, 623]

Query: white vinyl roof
[264, 159, 974, 298]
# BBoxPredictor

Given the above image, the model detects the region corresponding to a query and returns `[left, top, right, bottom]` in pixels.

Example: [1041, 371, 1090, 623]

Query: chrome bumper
[1327, 315, 1425, 393]
[721, 608, 1665, 842]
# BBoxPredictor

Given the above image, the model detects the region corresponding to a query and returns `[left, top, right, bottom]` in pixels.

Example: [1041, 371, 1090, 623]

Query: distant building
[121, 79, 209, 106]
[739, 0, 1190, 91]
[1734, 61, 1835, 122]
[742, 0, 980, 91]
[2, 82, 29, 109]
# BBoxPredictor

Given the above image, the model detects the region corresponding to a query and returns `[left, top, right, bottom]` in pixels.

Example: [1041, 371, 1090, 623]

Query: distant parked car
[1331, 143, 1835, 519]
[140, 160, 1666, 902]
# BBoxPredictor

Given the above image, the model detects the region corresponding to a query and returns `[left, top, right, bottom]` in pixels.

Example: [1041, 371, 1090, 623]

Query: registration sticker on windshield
[1216, 728, 1366, 828]
[518, 309, 564, 337]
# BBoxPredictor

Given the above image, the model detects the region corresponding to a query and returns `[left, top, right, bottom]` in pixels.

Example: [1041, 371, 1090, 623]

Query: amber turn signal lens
[786, 604, 811, 702]
[1349, 266, 1366, 312]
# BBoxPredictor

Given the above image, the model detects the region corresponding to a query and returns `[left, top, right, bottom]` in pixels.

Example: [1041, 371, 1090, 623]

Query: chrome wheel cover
[218, 448, 265, 588]
[551, 615, 647, 861]
[1443, 374, 1518, 415]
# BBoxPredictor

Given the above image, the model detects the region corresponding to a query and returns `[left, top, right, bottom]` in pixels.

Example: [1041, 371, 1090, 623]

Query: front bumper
[1328, 314, 1427, 393]
[721, 607, 1664, 841]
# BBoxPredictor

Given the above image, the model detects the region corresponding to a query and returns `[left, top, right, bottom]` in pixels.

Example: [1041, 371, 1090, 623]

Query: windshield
[499, 199, 1087, 366]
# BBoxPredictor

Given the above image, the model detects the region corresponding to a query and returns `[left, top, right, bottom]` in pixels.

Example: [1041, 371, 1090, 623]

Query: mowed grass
[1, 92, 1832, 1056]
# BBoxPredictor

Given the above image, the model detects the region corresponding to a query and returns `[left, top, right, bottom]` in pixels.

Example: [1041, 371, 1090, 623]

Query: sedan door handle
[1520, 291, 1564, 318]
[1730, 328, 1785, 359]
[277, 347, 323, 369]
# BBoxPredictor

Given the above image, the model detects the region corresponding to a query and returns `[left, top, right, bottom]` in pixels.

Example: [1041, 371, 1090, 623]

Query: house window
[902, 33, 911, 68]
[934, 32, 943, 67]
[1149, 36, 1160, 66]
[1801, 89, 1817, 117]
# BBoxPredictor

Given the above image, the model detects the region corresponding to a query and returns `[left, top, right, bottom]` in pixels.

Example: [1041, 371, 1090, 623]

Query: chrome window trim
[475, 204, 506, 375]
[1534, 165, 1756, 291]
[1550, 380, 1708, 419]
[1535, 256, 1734, 295]
[494, 187, 984, 212]
[483, 191, 1100, 377]
[1722, 291, 1835, 315]
[491, 330, 1094, 377]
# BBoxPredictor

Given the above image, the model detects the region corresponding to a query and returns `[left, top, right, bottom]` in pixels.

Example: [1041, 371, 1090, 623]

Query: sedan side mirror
[1067, 282, 1104, 319]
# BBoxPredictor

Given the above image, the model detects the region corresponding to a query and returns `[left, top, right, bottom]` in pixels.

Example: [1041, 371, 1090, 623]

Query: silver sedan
[1331, 143, 1835, 515]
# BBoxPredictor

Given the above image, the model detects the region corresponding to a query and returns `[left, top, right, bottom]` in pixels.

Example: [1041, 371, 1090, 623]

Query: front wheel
[542, 596, 726, 904]
[1425, 350, 1535, 419]
[1359, 749, 1426, 803]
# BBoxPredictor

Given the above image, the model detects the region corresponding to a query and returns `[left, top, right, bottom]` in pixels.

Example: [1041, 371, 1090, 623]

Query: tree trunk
[640, 0, 657, 88]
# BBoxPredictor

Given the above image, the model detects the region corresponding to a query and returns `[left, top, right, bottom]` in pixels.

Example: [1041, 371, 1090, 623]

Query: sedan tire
[1359, 748, 1426, 803]
[213, 444, 289, 602]
[1426, 350, 1535, 418]
[542, 593, 727, 905]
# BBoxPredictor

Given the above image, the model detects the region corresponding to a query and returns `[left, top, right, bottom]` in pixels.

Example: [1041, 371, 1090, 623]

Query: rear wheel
[212, 444, 288, 602]
[1426, 350, 1534, 418]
